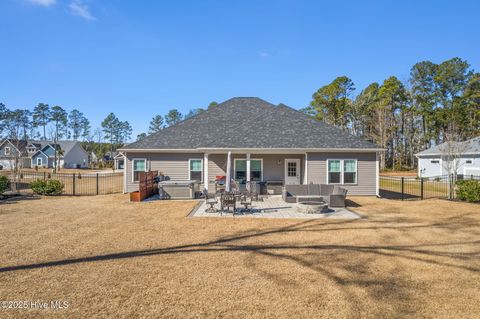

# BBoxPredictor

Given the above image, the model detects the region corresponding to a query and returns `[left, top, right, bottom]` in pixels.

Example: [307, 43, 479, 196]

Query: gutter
[118, 147, 385, 153]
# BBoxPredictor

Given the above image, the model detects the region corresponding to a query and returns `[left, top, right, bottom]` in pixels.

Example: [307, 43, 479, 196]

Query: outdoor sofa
[282, 184, 348, 207]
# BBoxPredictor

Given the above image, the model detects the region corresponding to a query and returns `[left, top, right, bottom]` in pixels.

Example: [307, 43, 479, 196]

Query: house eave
[118, 147, 385, 154]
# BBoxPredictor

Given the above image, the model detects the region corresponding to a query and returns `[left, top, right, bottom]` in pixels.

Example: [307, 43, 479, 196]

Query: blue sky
[1, 0, 479, 138]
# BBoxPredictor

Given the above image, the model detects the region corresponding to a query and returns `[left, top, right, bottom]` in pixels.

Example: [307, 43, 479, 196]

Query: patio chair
[246, 181, 259, 201]
[221, 192, 236, 215]
[203, 189, 218, 213]
[239, 194, 253, 213]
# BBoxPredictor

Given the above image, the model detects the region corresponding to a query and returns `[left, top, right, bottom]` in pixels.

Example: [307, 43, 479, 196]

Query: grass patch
[0, 195, 479, 318]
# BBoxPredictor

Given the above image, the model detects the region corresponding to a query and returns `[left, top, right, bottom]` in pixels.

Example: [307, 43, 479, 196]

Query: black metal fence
[380, 174, 480, 200]
[3, 171, 123, 196]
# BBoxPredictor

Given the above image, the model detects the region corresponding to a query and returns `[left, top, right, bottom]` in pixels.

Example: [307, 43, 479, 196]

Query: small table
[296, 195, 323, 203]
[297, 200, 329, 214]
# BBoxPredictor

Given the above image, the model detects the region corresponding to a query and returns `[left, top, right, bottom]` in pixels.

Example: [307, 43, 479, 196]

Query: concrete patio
[191, 195, 360, 219]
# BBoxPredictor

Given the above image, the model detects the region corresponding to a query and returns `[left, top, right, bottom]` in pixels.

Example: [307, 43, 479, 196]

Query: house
[119, 97, 383, 195]
[416, 137, 480, 178]
[0, 139, 89, 169]
[114, 152, 125, 170]
[0, 139, 30, 169]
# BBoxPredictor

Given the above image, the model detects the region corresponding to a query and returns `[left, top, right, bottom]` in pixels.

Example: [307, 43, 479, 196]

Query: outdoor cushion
[320, 184, 334, 196]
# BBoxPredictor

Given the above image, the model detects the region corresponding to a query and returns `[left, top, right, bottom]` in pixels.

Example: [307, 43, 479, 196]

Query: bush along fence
[4, 171, 123, 196]
[380, 174, 480, 201]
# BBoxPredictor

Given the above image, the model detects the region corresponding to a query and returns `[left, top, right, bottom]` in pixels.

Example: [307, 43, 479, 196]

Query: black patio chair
[221, 192, 236, 215]
[203, 189, 218, 213]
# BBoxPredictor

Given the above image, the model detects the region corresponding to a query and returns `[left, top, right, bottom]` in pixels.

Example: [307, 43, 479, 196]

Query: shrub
[0, 175, 9, 194]
[31, 179, 64, 195]
[456, 180, 480, 203]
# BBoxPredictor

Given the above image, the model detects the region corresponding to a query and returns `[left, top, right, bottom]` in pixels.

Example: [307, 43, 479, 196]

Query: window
[327, 159, 357, 184]
[287, 161, 297, 177]
[36, 157, 42, 166]
[132, 159, 146, 182]
[328, 160, 341, 184]
[4, 146, 11, 156]
[431, 160, 440, 164]
[235, 159, 263, 182]
[27, 147, 35, 153]
[466, 160, 473, 165]
[189, 159, 203, 181]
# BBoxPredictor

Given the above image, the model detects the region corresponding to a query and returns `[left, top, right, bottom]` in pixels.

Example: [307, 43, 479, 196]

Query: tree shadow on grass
[1, 216, 479, 316]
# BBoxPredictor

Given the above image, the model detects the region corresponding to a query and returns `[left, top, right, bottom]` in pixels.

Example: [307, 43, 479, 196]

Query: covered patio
[202, 150, 308, 193]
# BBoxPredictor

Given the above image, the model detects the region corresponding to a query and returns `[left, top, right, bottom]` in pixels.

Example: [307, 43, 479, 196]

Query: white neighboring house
[113, 152, 125, 170]
[416, 137, 480, 178]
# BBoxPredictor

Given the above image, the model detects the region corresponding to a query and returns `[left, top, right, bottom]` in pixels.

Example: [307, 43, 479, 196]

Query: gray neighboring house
[0, 139, 89, 169]
[0, 139, 30, 169]
[119, 97, 383, 195]
[416, 137, 480, 178]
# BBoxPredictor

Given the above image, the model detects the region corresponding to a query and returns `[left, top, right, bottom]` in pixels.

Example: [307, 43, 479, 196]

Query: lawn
[1, 195, 479, 318]
[380, 177, 450, 199]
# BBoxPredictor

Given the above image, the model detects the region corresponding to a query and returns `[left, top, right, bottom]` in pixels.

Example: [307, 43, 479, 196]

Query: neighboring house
[30, 141, 89, 169]
[119, 97, 383, 195]
[0, 139, 89, 169]
[0, 139, 30, 169]
[114, 152, 125, 170]
[416, 137, 480, 178]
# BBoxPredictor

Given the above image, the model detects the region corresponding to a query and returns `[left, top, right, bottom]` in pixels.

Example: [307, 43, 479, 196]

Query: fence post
[72, 173, 76, 196]
[96, 173, 99, 195]
[420, 178, 424, 200]
[401, 177, 404, 201]
[43, 172, 46, 180]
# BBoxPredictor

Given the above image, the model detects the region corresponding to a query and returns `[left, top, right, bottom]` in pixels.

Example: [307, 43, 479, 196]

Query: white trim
[113, 152, 125, 160]
[285, 158, 301, 185]
[246, 153, 251, 183]
[203, 154, 209, 191]
[188, 158, 203, 182]
[123, 152, 127, 193]
[132, 158, 147, 183]
[326, 159, 358, 185]
[36, 157, 43, 167]
[234, 158, 263, 181]
[304, 153, 308, 184]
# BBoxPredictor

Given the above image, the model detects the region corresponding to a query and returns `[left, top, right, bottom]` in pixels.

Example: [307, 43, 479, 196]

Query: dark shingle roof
[122, 97, 380, 150]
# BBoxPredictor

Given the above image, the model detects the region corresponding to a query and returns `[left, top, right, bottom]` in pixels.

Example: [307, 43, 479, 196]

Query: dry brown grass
[0, 195, 479, 318]
[380, 170, 418, 177]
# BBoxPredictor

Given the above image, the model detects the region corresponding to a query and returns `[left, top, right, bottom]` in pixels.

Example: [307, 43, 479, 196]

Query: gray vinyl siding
[125, 152, 202, 192]
[307, 152, 377, 195]
[124, 151, 377, 195]
[63, 143, 89, 168]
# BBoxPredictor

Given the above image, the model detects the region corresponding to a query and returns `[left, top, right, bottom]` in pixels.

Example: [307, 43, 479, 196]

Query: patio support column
[304, 153, 308, 184]
[203, 153, 209, 192]
[246, 153, 251, 183]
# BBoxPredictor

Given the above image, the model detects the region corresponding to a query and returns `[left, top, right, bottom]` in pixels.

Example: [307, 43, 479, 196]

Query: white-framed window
[327, 159, 357, 184]
[234, 158, 263, 182]
[132, 158, 147, 182]
[36, 157, 42, 166]
[465, 160, 473, 165]
[189, 159, 203, 181]
[4, 146, 11, 156]
[431, 160, 440, 164]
